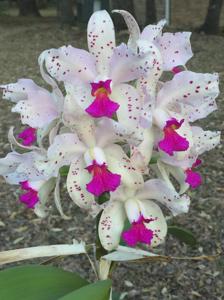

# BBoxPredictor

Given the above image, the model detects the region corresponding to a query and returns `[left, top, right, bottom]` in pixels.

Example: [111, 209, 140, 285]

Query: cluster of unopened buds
[0, 10, 220, 251]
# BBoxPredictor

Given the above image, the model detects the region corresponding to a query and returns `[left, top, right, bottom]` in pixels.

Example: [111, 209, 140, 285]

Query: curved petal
[138, 200, 167, 247]
[0, 151, 47, 184]
[12, 91, 59, 129]
[37, 119, 58, 148]
[66, 157, 99, 213]
[71, 116, 96, 148]
[63, 82, 93, 122]
[110, 119, 144, 146]
[113, 10, 140, 51]
[42, 46, 97, 84]
[141, 19, 166, 42]
[155, 32, 193, 70]
[137, 179, 190, 216]
[192, 126, 220, 155]
[34, 178, 55, 218]
[157, 71, 219, 122]
[95, 118, 121, 148]
[98, 200, 126, 250]
[168, 166, 189, 194]
[87, 10, 115, 76]
[44, 133, 86, 176]
[111, 83, 142, 130]
[1, 79, 42, 103]
[111, 40, 162, 87]
[38, 50, 64, 110]
[131, 128, 154, 173]
[124, 198, 141, 223]
[136, 39, 163, 109]
[104, 144, 144, 189]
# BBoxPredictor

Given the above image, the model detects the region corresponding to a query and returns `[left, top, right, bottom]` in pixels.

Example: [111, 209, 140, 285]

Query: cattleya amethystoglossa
[0, 10, 220, 252]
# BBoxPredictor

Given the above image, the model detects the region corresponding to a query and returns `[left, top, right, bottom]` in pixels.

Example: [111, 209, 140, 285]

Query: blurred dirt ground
[0, 10, 223, 300]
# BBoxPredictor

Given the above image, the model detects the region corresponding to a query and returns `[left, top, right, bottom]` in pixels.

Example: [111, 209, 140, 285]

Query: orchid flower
[0, 150, 56, 217]
[131, 70, 219, 162]
[153, 126, 220, 193]
[40, 10, 160, 133]
[114, 10, 193, 73]
[36, 118, 143, 213]
[99, 179, 190, 250]
[0, 78, 62, 147]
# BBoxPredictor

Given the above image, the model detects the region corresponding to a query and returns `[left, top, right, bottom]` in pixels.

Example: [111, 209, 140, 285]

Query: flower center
[158, 118, 189, 156]
[122, 215, 154, 247]
[93, 87, 109, 97]
[185, 159, 202, 189]
[85, 79, 119, 118]
[86, 160, 121, 196]
[18, 127, 36, 146]
[19, 181, 39, 209]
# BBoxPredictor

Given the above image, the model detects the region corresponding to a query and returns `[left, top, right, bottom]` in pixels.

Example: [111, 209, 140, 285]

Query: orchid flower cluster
[0, 10, 220, 252]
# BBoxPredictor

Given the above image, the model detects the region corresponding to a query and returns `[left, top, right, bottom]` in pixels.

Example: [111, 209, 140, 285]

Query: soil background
[0, 1, 224, 299]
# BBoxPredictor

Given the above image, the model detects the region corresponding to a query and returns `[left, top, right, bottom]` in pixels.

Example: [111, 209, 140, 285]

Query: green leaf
[97, 192, 110, 205]
[59, 166, 70, 177]
[112, 291, 122, 300]
[59, 279, 112, 300]
[119, 218, 130, 246]
[168, 226, 197, 246]
[149, 156, 158, 164]
[0, 265, 88, 300]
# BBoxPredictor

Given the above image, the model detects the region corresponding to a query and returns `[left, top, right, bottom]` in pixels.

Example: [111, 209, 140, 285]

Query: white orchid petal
[136, 40, 163, 107]
[168, 166, 189, 194]
[99, 201, 126, 251]
[124, 198, 141, 223]
[137, 179, 190, 216]
[87, 10, 115, 76]
[131, 128, 154, 172]
[44, 133, 85, 176]
[38, 50, 64, 110]
[1, 79, 41, 103]
[104, 144, 144, 188]
[66, 157, 99, 213]
[34, 178, 55, 218]
[141, 19, 166, 42]
[157, 71, 219, 122]
[0, 151, 47, 184]
[103, 245, 158, 261]
[192, 126, 221, 155]
[12, 91, 59, 128]
[71, 116, 96, 148]
[42, 46, 97, 83]
[1, 79, 59, 128]
[112, 10, 140, 51]
[112, 83, 142, 130]
[155, 32, 193, 70]
[95, 118, 121, 148]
